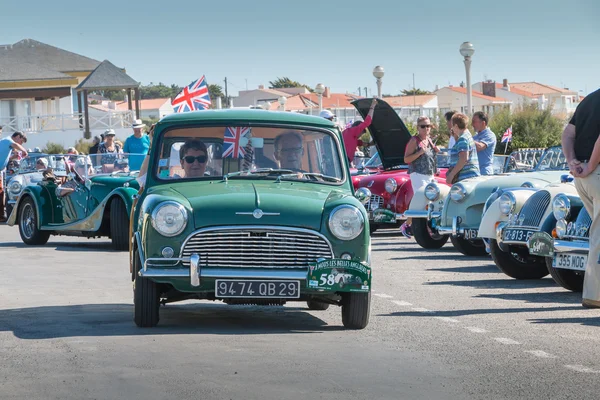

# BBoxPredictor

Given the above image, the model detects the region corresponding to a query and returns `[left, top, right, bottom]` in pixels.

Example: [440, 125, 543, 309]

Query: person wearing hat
[36, 157, 49, 170]
[97, 129, 122, 167]
[123, 119, 150, 171]
[319, 110, 336, 121]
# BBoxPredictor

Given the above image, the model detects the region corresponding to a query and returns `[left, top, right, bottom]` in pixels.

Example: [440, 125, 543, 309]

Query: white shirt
[448, 136, 456, 149]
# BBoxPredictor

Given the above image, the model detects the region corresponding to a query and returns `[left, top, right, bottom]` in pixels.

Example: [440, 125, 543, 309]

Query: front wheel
[450, 235, 488, 256]
[489, 239, 548, 279]
[110, 198, 129, 251]
[545, 257, 584, 292]
[18, 197, 50, 245]
[412, 219, 449, 249]
[133, 249, 160, 327]
[341, 292, 370, 329]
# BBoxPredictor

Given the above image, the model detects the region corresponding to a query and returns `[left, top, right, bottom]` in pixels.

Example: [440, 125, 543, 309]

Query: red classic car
[350, 152, 382, 189]
[351, 98, 450, 234]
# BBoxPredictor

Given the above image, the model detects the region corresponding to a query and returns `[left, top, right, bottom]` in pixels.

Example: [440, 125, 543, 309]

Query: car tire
[545, 257, 584, 292]
[412, 219, 449, 249]
[450, 235, 488, 256]
[110, 197, 129, 251]
[5, 203, 14, 220]
[489, 239, 548, 279]
[307, 300, 330, 310]
[341, 292, 370, 329]
[133, 249, 160, 327]
[18, 197, 50, 245]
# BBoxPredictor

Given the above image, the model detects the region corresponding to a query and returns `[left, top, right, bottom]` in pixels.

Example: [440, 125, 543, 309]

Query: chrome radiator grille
[181, 228, 334, 268]
[565, 208, 592, 239]
[515, 191, 551, 227]
[366, 194, 384, 212]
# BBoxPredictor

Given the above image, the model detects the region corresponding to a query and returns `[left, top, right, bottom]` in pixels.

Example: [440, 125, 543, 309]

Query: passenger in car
[273, 131, 304, 171]
[179, 139, 208, 178]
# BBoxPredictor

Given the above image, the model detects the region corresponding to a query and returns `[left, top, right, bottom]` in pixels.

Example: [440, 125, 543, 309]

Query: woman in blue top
[446, 113, 480, 184]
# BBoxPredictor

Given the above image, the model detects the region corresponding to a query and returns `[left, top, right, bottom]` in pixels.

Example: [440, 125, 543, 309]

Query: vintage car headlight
[521, 181, 535, 188]
[385, 178, 398, 193]
[449, 183, 467, 202]
[552, 194, 570, 220]
[151, 201, 188, 237]
[498, 192, 516, 215]
[328, 205, 365, 240]
[555, 219, 567, 238]
[8, 180, 22, 194]
[424, 183, 440, 201]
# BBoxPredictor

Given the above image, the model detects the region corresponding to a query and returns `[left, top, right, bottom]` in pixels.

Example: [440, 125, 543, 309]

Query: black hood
[352, 98, 412, 170]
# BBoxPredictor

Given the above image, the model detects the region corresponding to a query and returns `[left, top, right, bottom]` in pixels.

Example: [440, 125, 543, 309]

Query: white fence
[0, 111, 135, 133]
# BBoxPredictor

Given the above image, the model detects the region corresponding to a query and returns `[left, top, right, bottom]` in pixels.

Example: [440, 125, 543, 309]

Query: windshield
[533, 146, 567, 171]
[153, 126, 344, 184]
[363, 152, 381, 168]
[16, 154, 66, 174]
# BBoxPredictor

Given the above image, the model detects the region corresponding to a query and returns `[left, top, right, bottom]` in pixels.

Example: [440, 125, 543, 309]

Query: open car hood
[351, 98, 412, 170]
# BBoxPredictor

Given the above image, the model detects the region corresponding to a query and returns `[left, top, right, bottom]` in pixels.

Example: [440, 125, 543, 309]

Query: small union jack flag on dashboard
[223, 127, 251, 158]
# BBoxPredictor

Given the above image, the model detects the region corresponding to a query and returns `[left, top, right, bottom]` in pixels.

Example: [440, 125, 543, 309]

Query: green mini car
[131, 107, 373, 329]
[8, 153, 142, 250]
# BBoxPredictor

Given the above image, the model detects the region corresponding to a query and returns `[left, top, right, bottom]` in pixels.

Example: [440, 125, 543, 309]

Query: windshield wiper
[223, 168, 294, 182]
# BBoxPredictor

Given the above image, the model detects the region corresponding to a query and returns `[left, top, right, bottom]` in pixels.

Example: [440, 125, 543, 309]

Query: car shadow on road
[0, 303, 342, 339]
[425, 277, 558, 290]
[378, 305, 584, 319]
[0, 241, 30, 249]
[427, 264, 500, 274]
[528, 316, 600, 327]
[373, 246, 457, 253]
[475, 291, 582, 304]
[54, 242, 116, 252]
[391, 254, 490, 261]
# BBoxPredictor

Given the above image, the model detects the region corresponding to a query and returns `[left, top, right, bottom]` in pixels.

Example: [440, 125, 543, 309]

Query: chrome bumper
[141, 256, 307, 287]
[554, 239, 589, 253]
[437, 216, 471, 236]
[402, 202, 441, 221]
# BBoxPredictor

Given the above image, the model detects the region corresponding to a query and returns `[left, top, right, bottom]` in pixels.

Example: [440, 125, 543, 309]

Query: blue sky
[3, 0, 599, 96]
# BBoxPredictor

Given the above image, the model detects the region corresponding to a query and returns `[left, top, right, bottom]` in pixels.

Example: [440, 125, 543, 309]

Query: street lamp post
[278, 96, 287, 111]
[372, 66, 385, 98]
[315, 83, 325, 112]
[459, 42, 475, 115]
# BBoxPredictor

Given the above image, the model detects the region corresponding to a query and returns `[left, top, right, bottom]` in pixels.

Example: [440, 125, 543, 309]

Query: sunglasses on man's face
[419, 124, 432, 129]
[280, 147, 303, 154]
[183, 155, 207, 164]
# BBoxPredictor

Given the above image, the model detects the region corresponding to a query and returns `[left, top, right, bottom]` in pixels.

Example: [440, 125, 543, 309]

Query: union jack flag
[223, 127, 251, 158]
[172, 76, 211, 113]
[501, 126, 513, 143]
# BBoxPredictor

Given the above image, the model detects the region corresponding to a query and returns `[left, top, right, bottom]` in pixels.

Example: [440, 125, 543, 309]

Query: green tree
[401, 88, 431, 96]
[488, 104, 564, 153]
[42, 142, 66, 154]
[268, 77, 313, 92]
[208, 84, 225, 107]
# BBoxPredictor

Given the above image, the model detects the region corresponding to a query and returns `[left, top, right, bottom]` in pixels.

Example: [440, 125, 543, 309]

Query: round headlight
[384, 178, 398, 193]
[555, 219, 567, 238]
[552, 194, 570, 220]
[498, 192, 516, 215]
[151, 201, 188, 237]
[328, 205, 365, 240]
[9, 181, 22, 194]
[424, 183, 440, 201]
[521, 181, 534, 188]
[449, 183, 467, 202]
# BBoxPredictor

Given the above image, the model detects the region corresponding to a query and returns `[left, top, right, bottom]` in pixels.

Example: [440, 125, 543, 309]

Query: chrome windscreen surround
[179, 226, 335, 268]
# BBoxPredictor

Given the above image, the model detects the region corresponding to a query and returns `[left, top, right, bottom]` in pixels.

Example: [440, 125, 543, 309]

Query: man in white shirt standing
[444, 111, 457, 149]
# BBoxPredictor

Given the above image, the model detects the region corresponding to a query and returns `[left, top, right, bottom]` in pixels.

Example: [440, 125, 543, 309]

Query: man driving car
[274, 131, 304, 171]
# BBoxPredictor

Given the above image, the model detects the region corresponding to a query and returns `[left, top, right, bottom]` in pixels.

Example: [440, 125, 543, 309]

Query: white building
[435, 86, 512, 116]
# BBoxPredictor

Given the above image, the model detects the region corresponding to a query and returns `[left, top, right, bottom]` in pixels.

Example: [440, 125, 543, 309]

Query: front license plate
[503, 228, 535, 242]
[463, 229, 478, 240]
[215, 280, 300, 299]
[553, 253, 588, 271]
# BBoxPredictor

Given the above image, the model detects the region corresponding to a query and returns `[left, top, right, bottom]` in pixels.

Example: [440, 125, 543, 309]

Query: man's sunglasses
[280, 147, 303, 154]
[419, 124, 432, 129]
[183, 155, 207, 164]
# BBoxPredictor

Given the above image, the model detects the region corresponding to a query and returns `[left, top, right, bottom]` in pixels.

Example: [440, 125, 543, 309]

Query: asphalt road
[1, 224, 600, 400]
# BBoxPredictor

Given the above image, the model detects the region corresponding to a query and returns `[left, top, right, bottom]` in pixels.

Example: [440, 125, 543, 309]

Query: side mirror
[355, 187, 371, 205]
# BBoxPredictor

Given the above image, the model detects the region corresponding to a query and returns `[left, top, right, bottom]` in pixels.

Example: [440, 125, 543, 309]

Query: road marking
[412, 307, 435, 313]
[374, 293, 393, 299]
[391, 300, 413, 307]
[465, 327, 488, 333]
[565, 365, 600, 373]
[494, 338, 521, 345]
[524, 350, 557, 359]
[434, 316, 460, 323]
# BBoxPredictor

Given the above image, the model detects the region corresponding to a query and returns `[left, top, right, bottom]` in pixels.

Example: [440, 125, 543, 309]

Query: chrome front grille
[515, 191, 551, 228]
[564, 208, 592, 239]
[181, 227, 334, 268]
[366, 194, 384, 212]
